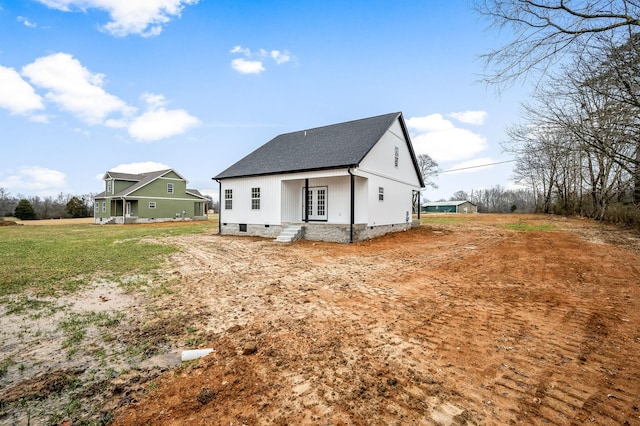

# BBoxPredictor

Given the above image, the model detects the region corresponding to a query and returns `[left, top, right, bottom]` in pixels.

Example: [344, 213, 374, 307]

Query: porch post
[349, 169, 354, 243]
[418, 191, 421, 220]
[304, 178, 309, 223]
[217, 180, 222, 235]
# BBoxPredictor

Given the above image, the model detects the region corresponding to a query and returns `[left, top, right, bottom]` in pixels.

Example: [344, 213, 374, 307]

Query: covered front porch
[280, 174, 366, 225]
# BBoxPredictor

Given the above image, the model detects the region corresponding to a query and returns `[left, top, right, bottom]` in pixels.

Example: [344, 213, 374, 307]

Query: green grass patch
[0, 356, 15, 378]
[0, 222, 211, 297]
[3, 296, 57, 317]
[502, 222, 555, 232]
[59, 311, 125, 356]
[420, 216, 463, 225]
[185, 336, 205, 348]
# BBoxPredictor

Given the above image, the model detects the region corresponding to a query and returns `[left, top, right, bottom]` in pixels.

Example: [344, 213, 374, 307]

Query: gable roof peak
[214, 112, 408, 180]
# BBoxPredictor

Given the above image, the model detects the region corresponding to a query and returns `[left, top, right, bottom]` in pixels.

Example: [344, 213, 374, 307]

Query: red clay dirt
[110, 214, 640, 425]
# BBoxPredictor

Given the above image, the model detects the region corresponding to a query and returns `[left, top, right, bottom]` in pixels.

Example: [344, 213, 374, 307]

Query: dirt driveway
[102, 214, 639, 425]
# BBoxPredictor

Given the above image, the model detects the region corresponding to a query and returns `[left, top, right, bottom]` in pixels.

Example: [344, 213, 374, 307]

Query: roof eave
[214, 164, 359, 180]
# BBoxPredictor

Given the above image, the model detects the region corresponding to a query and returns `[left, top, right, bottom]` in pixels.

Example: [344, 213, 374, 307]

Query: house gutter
[348, 168, 355, 244]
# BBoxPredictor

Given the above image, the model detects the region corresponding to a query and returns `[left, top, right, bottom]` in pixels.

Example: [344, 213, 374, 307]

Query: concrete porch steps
[274, 225, 304, 243]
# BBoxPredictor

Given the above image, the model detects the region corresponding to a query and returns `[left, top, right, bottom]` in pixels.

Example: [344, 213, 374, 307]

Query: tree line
[0, 188, 95, 220]
[474, 0, 640, 226]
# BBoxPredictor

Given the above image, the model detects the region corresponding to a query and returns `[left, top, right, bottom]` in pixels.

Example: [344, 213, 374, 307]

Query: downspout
[348, 168, 355, 244]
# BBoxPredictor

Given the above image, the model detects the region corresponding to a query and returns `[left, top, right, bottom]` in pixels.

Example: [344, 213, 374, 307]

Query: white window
[149, 202, 156, 209]
[251, 187, 260, 210]
[106, 180, 112, 193]
[167, 183, 174, 194]
[394, 146, 399, 168]
[378, 187, 384, 201]
[102, 201, 106, 212]
[225, 189, 233, 210]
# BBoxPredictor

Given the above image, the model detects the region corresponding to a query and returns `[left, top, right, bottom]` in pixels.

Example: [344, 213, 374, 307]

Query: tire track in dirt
[112, 215, 640, 425]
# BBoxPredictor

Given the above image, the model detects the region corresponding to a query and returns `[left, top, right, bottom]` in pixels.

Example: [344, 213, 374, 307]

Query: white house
[213, 112, 425, 243]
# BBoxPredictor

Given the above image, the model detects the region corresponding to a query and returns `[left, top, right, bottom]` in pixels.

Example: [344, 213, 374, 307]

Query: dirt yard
[2, 214, 640, 425]
[106, 214, 640, 425]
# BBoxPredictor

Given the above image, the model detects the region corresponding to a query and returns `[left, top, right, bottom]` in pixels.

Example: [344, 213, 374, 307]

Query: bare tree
[504, 54, 637, 218]
[417, 153, 440, 189]
[474, 0, 640, 88]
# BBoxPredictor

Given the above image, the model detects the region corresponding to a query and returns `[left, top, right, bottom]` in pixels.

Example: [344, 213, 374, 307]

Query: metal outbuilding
[422, 200, 477, 214]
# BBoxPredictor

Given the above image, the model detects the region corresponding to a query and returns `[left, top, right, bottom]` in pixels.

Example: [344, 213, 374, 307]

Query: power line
[439, 159, 516, 174]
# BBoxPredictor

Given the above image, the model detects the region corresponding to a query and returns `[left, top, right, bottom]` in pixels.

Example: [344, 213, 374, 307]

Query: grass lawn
[0, 221, 215, 297]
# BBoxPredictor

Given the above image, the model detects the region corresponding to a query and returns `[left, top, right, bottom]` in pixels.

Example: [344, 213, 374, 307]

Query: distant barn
[422, 200, 477, 214]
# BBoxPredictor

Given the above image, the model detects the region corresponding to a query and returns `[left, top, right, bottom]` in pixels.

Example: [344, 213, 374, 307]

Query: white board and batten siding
[221, 169, 351, 225]
[282, 174, 354, 224]
[357, 117, 422, 226]
[221, 175, 281, 225]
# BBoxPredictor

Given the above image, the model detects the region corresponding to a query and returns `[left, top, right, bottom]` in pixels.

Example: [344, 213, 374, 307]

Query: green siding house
[93, 169, 208, 224]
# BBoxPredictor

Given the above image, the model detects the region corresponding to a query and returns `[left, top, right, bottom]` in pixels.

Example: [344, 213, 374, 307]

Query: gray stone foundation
[220, 220, 420, 243]
[220, 223, 284, 238]
[356, 220, 417, 241]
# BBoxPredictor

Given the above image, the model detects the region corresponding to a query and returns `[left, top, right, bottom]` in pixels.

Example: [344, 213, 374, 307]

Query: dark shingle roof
[214, 112, 405, 179]
[95, 169, 207, 200]
[111, 169, 171, 197]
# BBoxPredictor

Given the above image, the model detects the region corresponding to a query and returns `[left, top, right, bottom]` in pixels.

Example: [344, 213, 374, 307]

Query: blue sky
[0, 0, 525, 202]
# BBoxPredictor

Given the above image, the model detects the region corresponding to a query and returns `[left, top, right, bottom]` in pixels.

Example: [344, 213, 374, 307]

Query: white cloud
[271, 50, 291, 64]
[97, 161, 171, 180]
[0, 65, 44, 115]
[127, 93, 200, 141]
[35, 0, 199, 37]
[22, 52, 135, 125]
[17, 16, 38, 28]
[406, 114, 454, 132]
[407, 113, 488, 163]
[231, 58, 265, 75]
[141, 92, 167, 109]
[0, 167, 66, 193]
[448, 110, 487, 126]
[230, 45, 250, 56]
[229, 45, 293, 74]
[5, 53, 198, 141]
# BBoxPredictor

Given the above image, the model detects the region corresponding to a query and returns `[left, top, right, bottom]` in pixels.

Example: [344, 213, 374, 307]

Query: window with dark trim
[224, 189, 233, 210]
[251, 187, 260, 210]
[167, 183, 174, 194]
[106, 180, 112, 193]
[394, 146, 399, 168]
[149, 202, 156, 209]
[378, 187, 384, 201]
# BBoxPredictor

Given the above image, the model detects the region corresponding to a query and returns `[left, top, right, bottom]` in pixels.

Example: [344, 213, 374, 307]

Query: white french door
[304, 186, 328, 221]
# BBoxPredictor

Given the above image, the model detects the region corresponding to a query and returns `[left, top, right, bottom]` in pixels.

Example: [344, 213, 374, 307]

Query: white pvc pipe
[181, 348, 215, 361]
